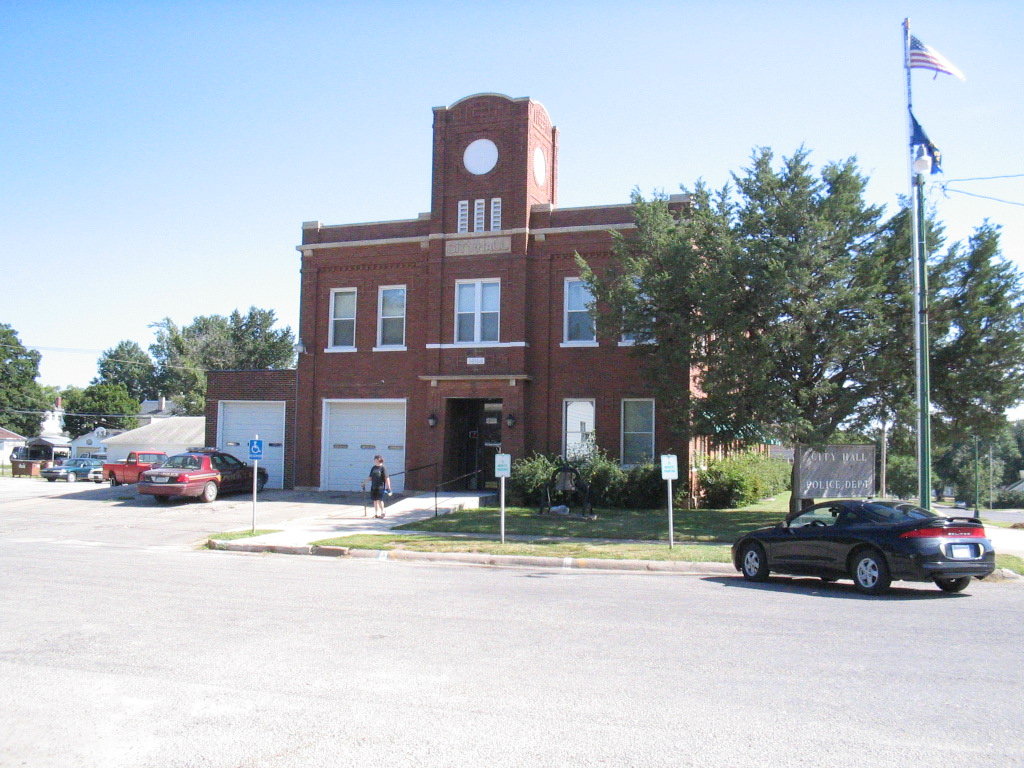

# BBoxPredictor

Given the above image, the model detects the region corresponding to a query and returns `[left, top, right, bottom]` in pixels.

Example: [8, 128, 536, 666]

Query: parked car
[103, 452, 167, 485]
[732, 499, 996, 595]
[137, 448, 268, 504]
[41, 458, 104, 483]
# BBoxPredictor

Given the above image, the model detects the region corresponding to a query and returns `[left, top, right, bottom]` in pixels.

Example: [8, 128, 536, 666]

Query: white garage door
[322, 400, 405, 492]
[218, 401, 286, 489]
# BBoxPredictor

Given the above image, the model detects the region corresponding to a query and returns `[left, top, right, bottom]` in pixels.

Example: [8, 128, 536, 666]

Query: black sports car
[731, 499, 996, 595]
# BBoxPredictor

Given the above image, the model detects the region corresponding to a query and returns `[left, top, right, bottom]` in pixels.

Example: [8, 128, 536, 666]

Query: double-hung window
[621, 399, 655, 466]
[329, 288, 356, 349]
[564, 399, 596, 459]
[456, 280, 500, 343]
[564, 278, 596, 344]
[377, 286, 406, 348]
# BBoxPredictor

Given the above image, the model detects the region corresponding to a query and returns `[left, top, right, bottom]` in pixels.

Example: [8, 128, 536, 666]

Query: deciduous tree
[0, 323, 47, 437]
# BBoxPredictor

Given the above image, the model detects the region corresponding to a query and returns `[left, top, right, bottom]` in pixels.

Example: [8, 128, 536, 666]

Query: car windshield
[162, 455, 201, 470]
[861, 502, 934, 523]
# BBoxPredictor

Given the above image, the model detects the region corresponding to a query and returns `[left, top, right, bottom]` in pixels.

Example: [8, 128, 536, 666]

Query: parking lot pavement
[0, 477, 488, 550]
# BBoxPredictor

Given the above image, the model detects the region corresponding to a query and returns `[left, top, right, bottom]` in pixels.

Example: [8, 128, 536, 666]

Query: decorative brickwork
[212, 94, 703, 495]
[206, 370, 297, 489]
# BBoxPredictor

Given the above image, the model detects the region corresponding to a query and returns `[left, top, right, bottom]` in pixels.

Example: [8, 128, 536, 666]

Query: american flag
[908, 35, 966, 80]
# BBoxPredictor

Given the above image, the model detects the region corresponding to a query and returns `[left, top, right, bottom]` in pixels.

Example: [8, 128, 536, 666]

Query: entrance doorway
[445, 399, 503, 490]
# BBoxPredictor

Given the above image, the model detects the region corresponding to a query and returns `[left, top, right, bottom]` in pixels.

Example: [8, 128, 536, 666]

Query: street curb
[206, 538, 736, 574]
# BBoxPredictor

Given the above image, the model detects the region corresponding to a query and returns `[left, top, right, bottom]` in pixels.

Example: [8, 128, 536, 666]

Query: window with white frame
[490, 198, 502, 231]
[377, 286, 406, 347]
[329, 288, 357, 348]
[473, 199, 486, 232]
[457, 200, 469, 233]
[564, 399, 595, 459]
[564, 278, 596, 343]
[456, 279, 500, 343]
[621, 399, 655, 466]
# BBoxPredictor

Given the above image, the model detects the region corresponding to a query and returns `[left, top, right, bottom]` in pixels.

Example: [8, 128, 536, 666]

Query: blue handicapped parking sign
[248, 439, 264, 461]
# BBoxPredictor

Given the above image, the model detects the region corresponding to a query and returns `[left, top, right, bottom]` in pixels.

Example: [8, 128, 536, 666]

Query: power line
[941, 186, 1024, 208]
[0, 342, 205, 371]
[1, 407, 152, 419]
[943, 173, 1024, 183]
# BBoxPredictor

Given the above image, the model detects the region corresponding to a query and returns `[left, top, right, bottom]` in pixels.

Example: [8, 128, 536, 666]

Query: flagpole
[904, 18, 933, 511]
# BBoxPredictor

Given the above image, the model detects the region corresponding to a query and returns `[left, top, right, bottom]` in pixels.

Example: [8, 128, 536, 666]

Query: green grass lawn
[209, 529, 281, 541]
[393, 505, 785, 543]
[312, 533, 734, 563]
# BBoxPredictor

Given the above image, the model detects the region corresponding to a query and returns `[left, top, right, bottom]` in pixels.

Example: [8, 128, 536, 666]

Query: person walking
[363, 455, 392, 518]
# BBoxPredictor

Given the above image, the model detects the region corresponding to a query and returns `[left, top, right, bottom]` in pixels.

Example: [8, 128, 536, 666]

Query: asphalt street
[1, 478, 1023, 767]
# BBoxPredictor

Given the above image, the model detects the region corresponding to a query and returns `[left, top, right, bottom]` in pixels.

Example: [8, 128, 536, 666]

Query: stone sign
[445, 236, 512, 257]
[794, 444, 876, 499]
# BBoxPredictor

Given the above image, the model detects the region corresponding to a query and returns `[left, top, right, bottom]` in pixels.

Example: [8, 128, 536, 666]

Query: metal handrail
[434, 469, 484, 516]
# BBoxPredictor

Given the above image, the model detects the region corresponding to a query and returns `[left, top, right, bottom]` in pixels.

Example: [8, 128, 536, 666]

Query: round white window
[463, 139, 499, 175]
[533, 146, 546, 186]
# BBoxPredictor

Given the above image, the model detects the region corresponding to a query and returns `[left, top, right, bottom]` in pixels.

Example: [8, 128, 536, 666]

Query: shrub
[696, 451, 790, 509]
[573, 445, 627, 507]
[509, 453, 559, 506]
[994, 490, 1024, 509]
[619, 463, 666, 509]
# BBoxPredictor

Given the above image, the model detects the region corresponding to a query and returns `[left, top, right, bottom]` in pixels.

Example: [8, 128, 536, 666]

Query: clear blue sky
[2, 1, 1022, 415]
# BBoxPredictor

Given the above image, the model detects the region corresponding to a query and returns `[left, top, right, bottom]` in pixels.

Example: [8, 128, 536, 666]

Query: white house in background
[138, 397, 178, 426]
[71, 426, 124, 458]
[1, 427, 27, 466]
[102, 417, 205, 462]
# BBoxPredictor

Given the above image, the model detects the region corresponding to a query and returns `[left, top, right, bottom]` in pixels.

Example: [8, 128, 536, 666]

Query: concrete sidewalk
[206, 489, 736, 575]
[204, 490, 1024, 578]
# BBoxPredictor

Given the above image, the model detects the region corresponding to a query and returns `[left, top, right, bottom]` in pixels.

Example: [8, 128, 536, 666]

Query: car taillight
[176, 474, 190, 483]
[900, 526, 985, 539]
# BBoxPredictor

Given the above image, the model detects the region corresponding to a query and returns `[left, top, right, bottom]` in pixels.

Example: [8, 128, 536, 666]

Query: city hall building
[206, 93, 699, 494]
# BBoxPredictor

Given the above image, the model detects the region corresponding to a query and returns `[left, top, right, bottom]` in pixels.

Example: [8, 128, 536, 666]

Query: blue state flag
[910, 111, 942, 174]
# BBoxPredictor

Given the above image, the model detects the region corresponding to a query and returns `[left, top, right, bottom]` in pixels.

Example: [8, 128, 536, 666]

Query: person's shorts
[371, 486, 385, 501]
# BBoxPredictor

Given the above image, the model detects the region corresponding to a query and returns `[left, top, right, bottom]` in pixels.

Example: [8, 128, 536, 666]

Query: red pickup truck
[103, 452, 167, 485]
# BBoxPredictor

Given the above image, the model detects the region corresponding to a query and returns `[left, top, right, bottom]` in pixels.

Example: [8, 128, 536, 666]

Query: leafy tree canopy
[149, 306, 295, 415]
[93, 340, 157, 402]
[0, 323, 47, 437]
[61, 383, 139, 439]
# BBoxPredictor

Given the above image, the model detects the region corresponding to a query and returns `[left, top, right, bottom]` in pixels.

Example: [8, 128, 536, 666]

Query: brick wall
[205, 369, 297, 489]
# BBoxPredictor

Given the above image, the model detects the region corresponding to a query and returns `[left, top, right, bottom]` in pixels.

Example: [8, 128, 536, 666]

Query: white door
[322, 400, 406, 492]
[218, 401, 286, 489]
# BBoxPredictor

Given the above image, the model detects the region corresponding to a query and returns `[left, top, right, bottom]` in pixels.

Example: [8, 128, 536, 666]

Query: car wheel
[256, 476, 267, 493]
[850, 549, 891, 595]
[109, 474, 120, 487]
[200, 481, 218, 503]
[66, 473, 77, 483]
[740, 542, 770, 582]
[153, 495, 171, 504]
[935, 576, 971, 593]
[46, 478, 56, 482]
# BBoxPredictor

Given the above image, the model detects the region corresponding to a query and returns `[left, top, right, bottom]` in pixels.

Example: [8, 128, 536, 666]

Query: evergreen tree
[929, 222, 1024, 442]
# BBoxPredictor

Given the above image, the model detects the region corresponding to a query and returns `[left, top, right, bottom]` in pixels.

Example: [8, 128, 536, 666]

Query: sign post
[661, 455, 679, 549]
[495, 453, 512, 545]
[248, 436, 264, 533]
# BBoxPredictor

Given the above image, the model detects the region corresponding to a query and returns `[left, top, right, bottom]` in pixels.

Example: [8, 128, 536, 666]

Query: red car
[137, 448, 268, 504]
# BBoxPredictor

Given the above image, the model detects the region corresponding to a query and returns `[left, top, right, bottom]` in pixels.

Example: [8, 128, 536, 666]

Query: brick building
[208, 93, 698, 494]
